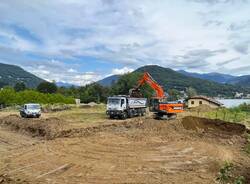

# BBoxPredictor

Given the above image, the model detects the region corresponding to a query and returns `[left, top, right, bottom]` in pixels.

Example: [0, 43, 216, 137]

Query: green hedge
[0, 88, 75, 106]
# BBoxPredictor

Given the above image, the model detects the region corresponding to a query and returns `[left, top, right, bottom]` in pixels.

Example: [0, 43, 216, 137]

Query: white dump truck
[106, 96, 147, 119]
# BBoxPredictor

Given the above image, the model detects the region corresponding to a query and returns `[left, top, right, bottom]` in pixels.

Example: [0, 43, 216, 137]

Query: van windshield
[27, 104, 40, 110]
[108, 98, 120, 105]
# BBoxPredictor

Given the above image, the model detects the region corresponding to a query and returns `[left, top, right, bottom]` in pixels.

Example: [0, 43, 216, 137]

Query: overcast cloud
[0, 0, 250, 85]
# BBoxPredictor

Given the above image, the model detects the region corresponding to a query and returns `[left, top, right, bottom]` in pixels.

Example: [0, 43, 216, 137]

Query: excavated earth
[0, 115, 249, 184]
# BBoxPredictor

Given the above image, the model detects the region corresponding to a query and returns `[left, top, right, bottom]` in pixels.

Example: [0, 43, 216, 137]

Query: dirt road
[0, 112, 249, 184]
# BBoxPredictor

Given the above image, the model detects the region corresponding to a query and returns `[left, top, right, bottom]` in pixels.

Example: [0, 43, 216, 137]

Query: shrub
[216, 161, 233, 184]
[0, 88, 75, 106]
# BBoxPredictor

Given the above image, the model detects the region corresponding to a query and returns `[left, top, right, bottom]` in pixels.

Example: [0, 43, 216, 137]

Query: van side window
[191, 101, 194, 105]
[24, 105, 27, 109]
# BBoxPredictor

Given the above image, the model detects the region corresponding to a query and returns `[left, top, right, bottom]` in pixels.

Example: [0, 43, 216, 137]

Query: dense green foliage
[37, 82, 57, 94]
[0, 87, 74, 106]
[79, 83, 110, 103]
[237, 103, 250, 112]
[0, 81, 8, 88]
[0, 63, 45, 88]
[14, 82, 26, 92]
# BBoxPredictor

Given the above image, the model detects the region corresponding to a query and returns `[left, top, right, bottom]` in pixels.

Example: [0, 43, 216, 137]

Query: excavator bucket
[129, 88, 143, 98]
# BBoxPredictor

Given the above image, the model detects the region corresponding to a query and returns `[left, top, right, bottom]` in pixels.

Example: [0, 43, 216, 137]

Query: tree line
[0, 72, 197, 106]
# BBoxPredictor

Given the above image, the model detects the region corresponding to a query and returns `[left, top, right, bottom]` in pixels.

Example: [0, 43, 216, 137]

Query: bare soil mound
[0, 115, 64, 140]
[182, 116, 246, 136]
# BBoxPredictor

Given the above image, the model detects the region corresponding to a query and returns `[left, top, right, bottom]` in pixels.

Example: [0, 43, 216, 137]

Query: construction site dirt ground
[0, 107, 249, 184]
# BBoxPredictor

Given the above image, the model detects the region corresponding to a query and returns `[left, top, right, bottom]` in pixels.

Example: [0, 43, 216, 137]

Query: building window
[191, 101, 194, 105]
[199, 101, 202, 105]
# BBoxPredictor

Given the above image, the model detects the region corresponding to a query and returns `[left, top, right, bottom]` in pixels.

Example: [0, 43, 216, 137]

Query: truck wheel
[128, 111, 133, 118]
[122, 112, 128, 119]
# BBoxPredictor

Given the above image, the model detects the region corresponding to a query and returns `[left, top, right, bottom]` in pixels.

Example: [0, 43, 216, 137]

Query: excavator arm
[130, 72, 165, 98]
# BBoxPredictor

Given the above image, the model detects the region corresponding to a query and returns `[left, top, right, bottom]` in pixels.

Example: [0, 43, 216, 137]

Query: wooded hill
[110, 65, 250, 97]
[0, 63, 45, 88]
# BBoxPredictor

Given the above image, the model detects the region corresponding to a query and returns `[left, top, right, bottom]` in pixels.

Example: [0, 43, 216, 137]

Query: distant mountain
[0, 63, 45, 88]
[227, 75, 250, 86]
[129, 65, 250, 97]
[178, 70, 250, 87]
[178, 70, 235, 84]
[98, 75, 121, 87]
[56, 81, 78, 88]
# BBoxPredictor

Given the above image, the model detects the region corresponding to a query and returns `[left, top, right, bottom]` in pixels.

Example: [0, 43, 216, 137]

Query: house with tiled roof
[187, 96, 223, 109]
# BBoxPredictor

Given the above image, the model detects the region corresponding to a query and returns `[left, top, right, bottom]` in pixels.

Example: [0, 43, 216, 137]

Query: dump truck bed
[127, 98, 147, 108]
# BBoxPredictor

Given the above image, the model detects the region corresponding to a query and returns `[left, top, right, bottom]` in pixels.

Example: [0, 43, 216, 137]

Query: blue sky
[0, 0, 250, 85]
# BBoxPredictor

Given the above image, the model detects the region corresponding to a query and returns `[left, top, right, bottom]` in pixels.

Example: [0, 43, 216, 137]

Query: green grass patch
[204, 108, 250, 123]
[49, 105, 107, 124]
[216, 161, 246, 184]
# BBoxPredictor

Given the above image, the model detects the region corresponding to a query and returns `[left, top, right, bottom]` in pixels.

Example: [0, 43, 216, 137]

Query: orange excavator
[130, 72, 184, 119]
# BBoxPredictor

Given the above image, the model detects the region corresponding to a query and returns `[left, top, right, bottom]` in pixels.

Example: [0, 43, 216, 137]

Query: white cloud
[68, 68, 77, 73]
[111, 67, 134, 75]
[21, 59, 102, 86]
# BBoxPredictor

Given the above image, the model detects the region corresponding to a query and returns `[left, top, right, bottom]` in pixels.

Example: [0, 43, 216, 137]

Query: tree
[0, 82, 7, 88]
[0, 87, 16, 105]
[37, 82, 57, 94]
[14, 82, 26, 92]
[186, 87, 197, 98]
[79, 83, 110, 103]
[167, 89, 180, 101]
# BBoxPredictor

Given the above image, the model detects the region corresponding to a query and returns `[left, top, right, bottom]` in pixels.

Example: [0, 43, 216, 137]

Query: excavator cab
[149, 98, 160, 111]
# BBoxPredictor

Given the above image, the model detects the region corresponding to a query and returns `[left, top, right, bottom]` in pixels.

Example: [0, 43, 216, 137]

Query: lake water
[217, 99, 250, 108]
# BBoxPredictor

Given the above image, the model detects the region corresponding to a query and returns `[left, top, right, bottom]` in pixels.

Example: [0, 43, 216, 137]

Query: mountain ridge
[0, 63, 45, 88]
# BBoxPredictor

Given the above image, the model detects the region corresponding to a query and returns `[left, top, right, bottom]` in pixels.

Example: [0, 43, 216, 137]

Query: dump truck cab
[107, 96, 127, 112]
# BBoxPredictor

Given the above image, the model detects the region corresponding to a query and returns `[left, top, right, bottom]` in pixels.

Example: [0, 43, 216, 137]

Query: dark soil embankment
[0, 115, 64, 140]
[182, 116, 246, 136]
[0, 115, 146, 140]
